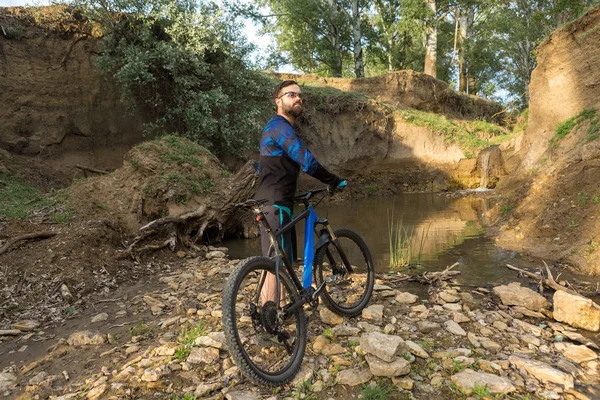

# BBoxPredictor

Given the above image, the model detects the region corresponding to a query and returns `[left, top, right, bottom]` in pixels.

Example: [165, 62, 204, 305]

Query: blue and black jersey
[255, 115, 342, 208]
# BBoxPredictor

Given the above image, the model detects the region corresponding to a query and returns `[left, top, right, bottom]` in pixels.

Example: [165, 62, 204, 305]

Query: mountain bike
[221, 186, 374, 386]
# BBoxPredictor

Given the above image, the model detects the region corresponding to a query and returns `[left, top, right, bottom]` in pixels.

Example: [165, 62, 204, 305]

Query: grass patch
[365, 184, 378, 195]
[175, 321, 208, 361]
[0, 173, 73, 221]
[549, 108, 598, 148]
[360, 381, 397, 400]
[399, 109, 512, 158]
[129, 319, 152, 337]
[293, 379, 318, 400]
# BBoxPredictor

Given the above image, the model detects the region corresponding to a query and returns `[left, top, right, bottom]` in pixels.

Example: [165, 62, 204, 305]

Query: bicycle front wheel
[313, 228, 374, 317]
[222, 257, 307, 386]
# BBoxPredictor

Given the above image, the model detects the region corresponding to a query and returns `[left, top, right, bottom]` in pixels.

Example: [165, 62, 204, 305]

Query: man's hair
[272, 80, 298, 100]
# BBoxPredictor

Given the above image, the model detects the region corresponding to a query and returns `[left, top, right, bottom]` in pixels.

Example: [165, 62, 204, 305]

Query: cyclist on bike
[255, 80, 346, 304]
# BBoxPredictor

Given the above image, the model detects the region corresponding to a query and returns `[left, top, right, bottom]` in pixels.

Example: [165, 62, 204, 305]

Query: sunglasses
[278, 91, 303, 100]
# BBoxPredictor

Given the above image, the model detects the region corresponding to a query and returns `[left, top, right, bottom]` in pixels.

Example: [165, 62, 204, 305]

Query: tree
[351, 0, 365, 77]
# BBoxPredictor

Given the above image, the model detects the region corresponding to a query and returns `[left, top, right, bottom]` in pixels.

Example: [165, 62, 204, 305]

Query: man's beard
[283, 102, 303, 118]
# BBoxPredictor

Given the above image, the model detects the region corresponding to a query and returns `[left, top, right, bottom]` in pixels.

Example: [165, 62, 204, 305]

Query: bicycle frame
[250, 190, 355, 316]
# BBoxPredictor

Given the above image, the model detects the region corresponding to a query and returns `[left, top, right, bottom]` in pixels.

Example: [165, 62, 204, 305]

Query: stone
[443, 303, 462, 312]
[396, 292, 418, 304]
[87, 384, 108, 400]
[416, 321, 441, 333]
[322, 343, 345, 356]
[206, 250, 226, 259]
[452, 311, 470, 323]
[161, 316, 180, 329]
[30, 371, 48, 385]
[513, 306, 545, 319]
[493, 282, 549, 311]
[439, 292, 460, 303]
[451, 369, 516, 395]
[357, 321, 382, 333]
[195, 382, 222, 397]
[91, 313, 109, 323]
[393, 377, 414, 390]
[444, 320, 466, 336]
[12, 320, 40, 331]
[405, 340, 430, 358]
[0, 372, 17, 391]
[553, 291, 600, 332]
[508, 355, 574, 390]
[313, 335, 329, 352]
[187, 347, 220, 364]
[555, 343, 598, 364]
[291, 364, 314, 385]
[226, 391, 259, 400]
[512, 318, 543, 337]
[366, 354, 411, 377]
[492, 320, 508, 330]
[467, 332, 481, 348]
[362, 304, 384, 322]
[320, 308, 344, 325]
[360, 332, 405, 362]
[67, 331, 107, 346]
[143, 296, 165, 309]
[336, 368, 372, 386]
[194, 336, 223, 349]
[331, 325, 360, 337]
[0, 330, 21, 336]
[480, 339, 501, 353]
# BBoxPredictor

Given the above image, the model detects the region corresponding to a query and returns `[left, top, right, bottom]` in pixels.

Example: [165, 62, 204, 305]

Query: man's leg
[259, 205, 292, 305]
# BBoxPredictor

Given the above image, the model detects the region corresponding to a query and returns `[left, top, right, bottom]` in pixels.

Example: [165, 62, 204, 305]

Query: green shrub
[550, 108, 598, 148]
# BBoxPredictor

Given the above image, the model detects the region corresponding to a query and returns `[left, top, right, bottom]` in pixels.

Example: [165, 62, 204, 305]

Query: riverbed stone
[360, 332, 405, 362]
[508, 355, 574, 390]
[396, 292, 418, 304]
[91, 313, 109, 323]
[362, 304, 384, 322]
[445, 320, 466, 336]
[493, 282, 549, 311]
[512, 318, 543, 337]
[443, 303, 462, 312]
[320, 308, 344, 325]
[451, 369, 516, 395]
[322, 343, 345, 356]
[195, 382, 222, 397]
[336, 368, 372, 386]
[553, 291, 600, 332]
[67, 331, 107, 346]
[452, 311, 470, 323]
[405, 340, 430, 358]
[0, 372, 17, 391]
[366, 354, 411, 377]
[439, 291, 460, 303]
[187, 347, 219, 364]
[417, 321, 441, 333]
[554, 343, 598, 364]
[332, 324, 360, 337]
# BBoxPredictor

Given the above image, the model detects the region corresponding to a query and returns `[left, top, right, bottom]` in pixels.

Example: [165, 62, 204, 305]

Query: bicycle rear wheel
[313, 228, 374, 317]
[222, 256, 307, 386]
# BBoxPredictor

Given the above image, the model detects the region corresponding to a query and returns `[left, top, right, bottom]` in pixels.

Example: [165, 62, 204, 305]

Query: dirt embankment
[494, 5, 600, 275]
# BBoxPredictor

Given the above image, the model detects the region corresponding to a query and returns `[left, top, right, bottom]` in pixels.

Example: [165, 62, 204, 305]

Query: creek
[224, 192, 541, 288]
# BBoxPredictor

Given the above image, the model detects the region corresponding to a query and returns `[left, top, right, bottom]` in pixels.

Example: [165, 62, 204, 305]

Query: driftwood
[388, 262, 461, 285]
[0, 232, 57, 256]
[505, 263, 580, 296]
[75, 164, 109, 175]
[126, 161, 259, 258]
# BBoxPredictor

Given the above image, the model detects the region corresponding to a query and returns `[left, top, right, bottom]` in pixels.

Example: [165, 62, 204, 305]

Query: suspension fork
[317, 220, 354, 274]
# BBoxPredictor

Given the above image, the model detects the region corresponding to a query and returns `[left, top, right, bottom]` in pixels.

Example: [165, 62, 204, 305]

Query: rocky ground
[1, 248, 599, 400]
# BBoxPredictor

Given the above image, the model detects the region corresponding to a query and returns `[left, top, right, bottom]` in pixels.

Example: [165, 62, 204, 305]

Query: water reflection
[223, 193, 527, 286]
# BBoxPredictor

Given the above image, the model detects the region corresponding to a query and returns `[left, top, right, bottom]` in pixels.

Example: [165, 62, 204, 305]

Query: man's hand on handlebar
[328, 179, 347, 195]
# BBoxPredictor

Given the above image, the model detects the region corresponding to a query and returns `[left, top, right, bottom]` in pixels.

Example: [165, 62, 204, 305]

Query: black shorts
[260, 204, 297, 262]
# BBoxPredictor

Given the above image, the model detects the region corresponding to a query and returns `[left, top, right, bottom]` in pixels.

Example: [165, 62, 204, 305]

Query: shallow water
[223, 192, 548, 288]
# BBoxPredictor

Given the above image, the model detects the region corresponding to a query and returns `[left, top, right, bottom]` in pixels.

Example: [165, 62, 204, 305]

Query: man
[255, 80, 346, 304]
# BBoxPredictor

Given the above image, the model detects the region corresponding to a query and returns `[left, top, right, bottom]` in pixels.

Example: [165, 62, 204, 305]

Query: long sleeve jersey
[254, 115, 342, 208]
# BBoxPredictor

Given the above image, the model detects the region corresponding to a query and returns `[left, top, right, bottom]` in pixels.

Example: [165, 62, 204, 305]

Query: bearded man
[255, 80, 346, 304]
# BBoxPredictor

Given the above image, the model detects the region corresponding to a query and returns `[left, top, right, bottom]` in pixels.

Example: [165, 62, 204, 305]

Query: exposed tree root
[506, 262, 581, 297]
[0, 232, 57, 256]
[125, 161, 259, 258]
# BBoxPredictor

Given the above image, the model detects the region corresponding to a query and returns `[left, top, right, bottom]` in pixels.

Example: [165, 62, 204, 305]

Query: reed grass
[387, 209, 430, 271]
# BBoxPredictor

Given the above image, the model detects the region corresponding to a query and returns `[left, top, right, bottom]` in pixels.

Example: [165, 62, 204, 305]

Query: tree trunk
[457, 5, 473, 93]
[352, 0, 364, 78]
[328, 0, 343, 77]
[424, 0, 437, 78]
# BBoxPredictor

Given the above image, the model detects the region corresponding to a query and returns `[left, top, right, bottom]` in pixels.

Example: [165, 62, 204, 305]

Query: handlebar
[236, 185, 343, 210]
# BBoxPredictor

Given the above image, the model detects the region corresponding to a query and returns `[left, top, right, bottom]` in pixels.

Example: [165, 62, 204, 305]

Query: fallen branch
[505, 263, 580, 296]
[75, 164, 109, 175]
[0, 232, 56, 256]
[430, 262, 460, 284]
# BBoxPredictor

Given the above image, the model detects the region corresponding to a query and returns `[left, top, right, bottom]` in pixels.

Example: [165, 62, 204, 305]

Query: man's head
[273, 80, 303, 122]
